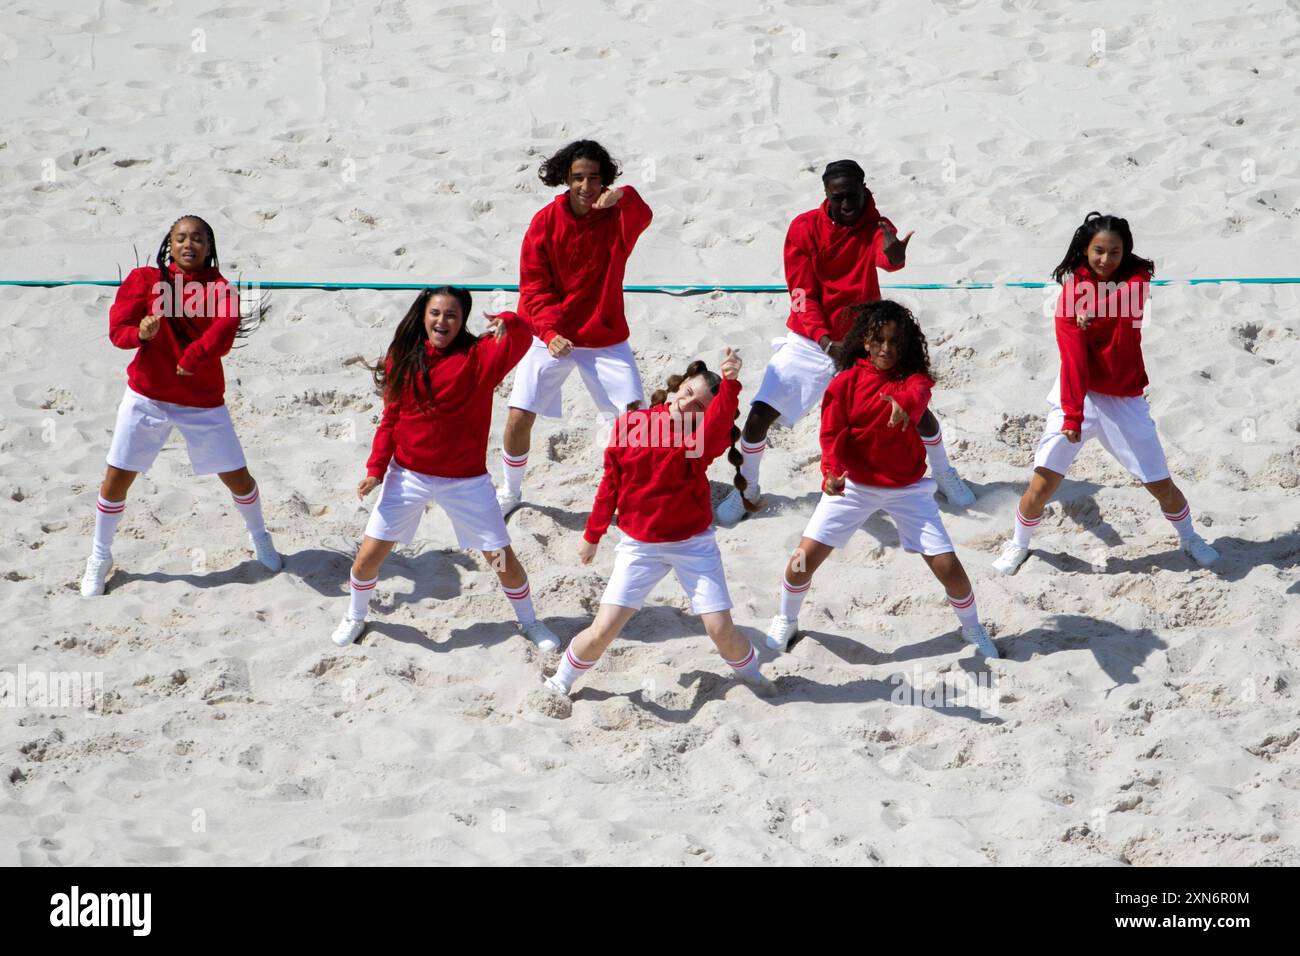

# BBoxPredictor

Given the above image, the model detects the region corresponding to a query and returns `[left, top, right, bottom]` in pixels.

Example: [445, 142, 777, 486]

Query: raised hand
[591, 187, 624, 210]
[484, 314, 507, 340]
[139, 314, 161, 341]
[880, 221, 914, 264]
[720, 346, 742, 381]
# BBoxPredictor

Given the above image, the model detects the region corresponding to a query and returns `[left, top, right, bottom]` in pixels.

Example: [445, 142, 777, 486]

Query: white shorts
[1033, 380, 1170, 483]
[364, 464, 511, 551]
[507, 337, 645, 419]
[752, 332, 837, 427]
[803, 477, 955, 555]
[601, 529, 733, 615]
[106, 386, 247, 476]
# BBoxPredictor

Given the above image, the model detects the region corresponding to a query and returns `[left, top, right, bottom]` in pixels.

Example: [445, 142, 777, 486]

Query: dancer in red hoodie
[496, 139, 653, 515]
[765, 301, 999, 659]
[333, 287, 561, 650]
[993, 212, 1217, 574]
[542, 349, 772, 697]
[715, 159, 974, 526]
[81, 215, 279, 597]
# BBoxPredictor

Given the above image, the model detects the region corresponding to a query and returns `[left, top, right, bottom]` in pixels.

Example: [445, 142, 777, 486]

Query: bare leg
[784, 536, 836, 587]
[352, 535, 396, 581]
[99, 465, 138, 501]
[918, 407, 940, 440]
[568, 603, 638, 663]
[1141, 476, 1187, 515]
[921, 550, 972, 596]
[216, 466, 256, 497]
[503, 407, 537, 461]
[742, 400, 782, 446]
[482, 546, 526, 589]
[1017, 466, 1065, 521]
[700, 609, 751, 661]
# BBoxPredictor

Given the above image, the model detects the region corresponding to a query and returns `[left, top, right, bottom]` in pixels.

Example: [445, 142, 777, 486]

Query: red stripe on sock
[233, 489, 259, 505]
[782, 578, 811, 593]
[741, 440, 767, 453]
[96, 502, 126, 514]
[350, 577, 378, 591]
[503, 454, 528, 467]
[726, 647, 756, 669]
[565, 647, 594, 670]
[1164, 506, 1190, 522]
[921, 435, 942, 445]
[947, 593, 975, 609]
[505, 586, 530, 600]
[1015, 509, 1042, 527]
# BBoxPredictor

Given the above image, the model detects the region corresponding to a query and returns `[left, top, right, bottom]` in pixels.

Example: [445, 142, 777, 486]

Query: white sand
[2, 0, 1298, 864]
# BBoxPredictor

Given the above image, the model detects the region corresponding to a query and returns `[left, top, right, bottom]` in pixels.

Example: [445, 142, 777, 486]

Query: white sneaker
[542, 674, 571, 697]
[1181, 534, 1219, 567]
[992, 540, 1030, 576]
[497, 486, 522, 516]
[250, 532, 283, 572]
[933, 467, 975, 507]
[521, 620, 560, 652]
[714, 485, 760, 527]
[765, 614, 798, 652]
[331, 616, 366, 647]
[80, 555, 114, 597]
[961, 622, 1000, 658]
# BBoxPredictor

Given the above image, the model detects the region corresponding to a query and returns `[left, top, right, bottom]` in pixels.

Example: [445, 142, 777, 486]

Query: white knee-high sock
[1163, 503, 1195, 540]
[947, 590, 979, 628]
[921, 427, 951, 473]
[1012, 507, 1041, 549]
[92, 495, 126, 560]
[552, 642, 597, 693]
[231, 483, 266, 535]
[501, 450, 527, 495]
[779, 574, 811, 618]
[501, 578, 536, 626]
[723, 642, 764, 681]
[739, 437, 766, 492]
[348, 573, 378, 621]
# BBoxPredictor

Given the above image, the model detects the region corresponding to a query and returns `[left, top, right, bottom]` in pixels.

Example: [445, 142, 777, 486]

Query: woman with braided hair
[80, 215, 279, 596]
[543, 348, 773, 697]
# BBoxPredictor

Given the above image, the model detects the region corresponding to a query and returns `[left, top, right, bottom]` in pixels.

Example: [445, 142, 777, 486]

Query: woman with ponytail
[543, 348, 773, 698]
[81, 215, 279, 597]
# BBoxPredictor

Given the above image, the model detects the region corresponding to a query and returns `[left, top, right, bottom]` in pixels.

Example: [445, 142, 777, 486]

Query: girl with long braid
[81, 215, 279, 596]
[544, 349, 772, 696]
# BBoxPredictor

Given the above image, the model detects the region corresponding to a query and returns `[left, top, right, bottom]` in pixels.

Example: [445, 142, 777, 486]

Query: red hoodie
[820, 359, 933, 488]
[366, 312, 532, 480]
[108, 264, 241, 408]
[584, 378, 740, 544]
[785, 198, 904, 344]
[517, 185, 653, 348]
[1055, 266, 1151, 433]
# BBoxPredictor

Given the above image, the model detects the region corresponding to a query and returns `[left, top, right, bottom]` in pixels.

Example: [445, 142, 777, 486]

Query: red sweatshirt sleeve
[177, 281, 240, 372]
[819, 375, 849, 481]
[1054, 285, 1089, 433]
[616, 185, 653, 252]
[874, 216, 907, 273]
[583, 441, 621, 544]
[108, 269, 152, 350]
[784, 218, 830, 343]
[518, 212, 567, 346]
[891, 373, 933, 424]
[365, 362, 401, 479]
[696, 377, 741, 463]
[473, 311, 533, 389]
